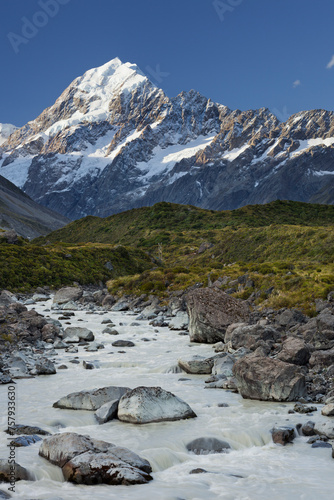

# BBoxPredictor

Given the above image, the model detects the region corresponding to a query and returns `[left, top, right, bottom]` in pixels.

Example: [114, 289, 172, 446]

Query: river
[0, 297, 333, 499]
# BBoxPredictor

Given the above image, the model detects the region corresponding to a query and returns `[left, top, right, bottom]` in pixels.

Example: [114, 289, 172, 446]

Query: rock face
[53, 287, 83, 305]
[117, 386, 197, 423]
[53, 386, 130, 410]
[232, 355, 307, 401]
[39, 432, 152, 485]
[1, 58, 334, 219]
[277, 337, 310, 365]
[186, 288, 250, 343]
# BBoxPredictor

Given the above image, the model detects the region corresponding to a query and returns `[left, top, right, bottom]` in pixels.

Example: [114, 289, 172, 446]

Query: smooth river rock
[53, 386, 130, 410]
[178, 355, 214, 374]
[232, 354, 307, 401]
[117, 386, 197, 423]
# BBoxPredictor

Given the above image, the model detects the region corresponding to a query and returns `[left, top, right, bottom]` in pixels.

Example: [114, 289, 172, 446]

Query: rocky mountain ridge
[1, 58, 333, 219]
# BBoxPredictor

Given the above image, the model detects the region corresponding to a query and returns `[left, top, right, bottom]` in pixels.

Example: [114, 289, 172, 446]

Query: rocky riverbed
[0, 285, 333, 499]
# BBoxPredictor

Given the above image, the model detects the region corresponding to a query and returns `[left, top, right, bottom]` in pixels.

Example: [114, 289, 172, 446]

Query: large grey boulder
[178, 355, 214, 374]
[277, 337, 310, 365]
[232, 354, 307, 401]
[186, 288, 250, 343]
[39, 432, 152, 485]
[53, 386, 130, 410]
[63, 327, 94, 343]
[118, 386, 197, 424]
[225, 324, 279, 350]
[53, 287, 83, 305]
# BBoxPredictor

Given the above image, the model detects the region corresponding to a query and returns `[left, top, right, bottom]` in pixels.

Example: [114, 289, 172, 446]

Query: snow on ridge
[292, 137, 334, 157]
[222, 143, 249, 161]
[136, 135, 216, 180]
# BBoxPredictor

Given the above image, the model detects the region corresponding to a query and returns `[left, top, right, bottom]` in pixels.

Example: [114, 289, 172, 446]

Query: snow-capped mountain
[0, 123, 18, 146]
[1, 58, 334, 219]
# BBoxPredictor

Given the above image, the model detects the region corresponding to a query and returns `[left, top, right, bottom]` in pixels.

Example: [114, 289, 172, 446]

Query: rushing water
[0, 298, 333, 500]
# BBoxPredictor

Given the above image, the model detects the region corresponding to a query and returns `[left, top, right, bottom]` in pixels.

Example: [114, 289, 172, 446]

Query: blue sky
[1, 0, 334, 126]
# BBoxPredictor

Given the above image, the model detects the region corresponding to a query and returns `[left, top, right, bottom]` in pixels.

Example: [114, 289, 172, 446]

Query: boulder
[53, 386, 130, 410]
[101, 294, 116, 308]
[212, 354, 235, 378]
[111, 300, 130, 312]
[301, 421, 316, 436]
[321, 403, 334, 416]
[0, 459, 30, 482]
[271, 426, 295, 445]
[186, 437, 230, 454]
[178, 355, 214, 374]
[39, 432, 152, 485]
[118, 386, 197, 423]
[63, 327, 94, 342]
[169, 312, 189, 330]
[95, 400, 119, 424]
[10, 435, 42, 447]
[112, 340, 135, 347]
[53, 287, 83, 305]
[186, 288, 250, 343]
[5, 424, 50, 436]
[313, 421, 334, 439]
[232, 354, 307, 401]
[31, 357, 56, 375]
[309, 348, 334, 368]
[225, 324, 279, 350]
[277, 337, 310, 365]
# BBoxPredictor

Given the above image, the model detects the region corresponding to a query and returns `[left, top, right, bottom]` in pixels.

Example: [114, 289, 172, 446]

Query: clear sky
[1, 0, 334, 127]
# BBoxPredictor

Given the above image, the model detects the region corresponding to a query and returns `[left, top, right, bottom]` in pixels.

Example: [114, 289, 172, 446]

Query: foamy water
[0, 298, 333, 500]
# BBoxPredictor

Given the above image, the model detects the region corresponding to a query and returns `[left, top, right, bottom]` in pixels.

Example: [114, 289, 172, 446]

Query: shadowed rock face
[186, 288, 250, 343]
[232, 354, 307, 401]
[1, 59, 333, 220]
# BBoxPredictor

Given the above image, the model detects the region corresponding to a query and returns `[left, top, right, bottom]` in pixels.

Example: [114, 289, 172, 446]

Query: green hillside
[1, 200, 333, 313]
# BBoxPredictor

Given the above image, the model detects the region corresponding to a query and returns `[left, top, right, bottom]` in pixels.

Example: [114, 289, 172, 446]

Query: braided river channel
[0, 297, 333, 500]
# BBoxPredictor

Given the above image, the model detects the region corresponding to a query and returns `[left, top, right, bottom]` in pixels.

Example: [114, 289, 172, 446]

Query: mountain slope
[0, 175, 70, 238]
[1, 58, 334, 219]
[0, 123, 17, 145]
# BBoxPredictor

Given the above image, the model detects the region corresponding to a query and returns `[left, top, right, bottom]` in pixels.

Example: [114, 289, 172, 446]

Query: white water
[0, 299, 333, 500]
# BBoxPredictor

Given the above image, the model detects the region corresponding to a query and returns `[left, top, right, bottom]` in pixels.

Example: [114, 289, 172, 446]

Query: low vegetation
[1, 200, 333, 312]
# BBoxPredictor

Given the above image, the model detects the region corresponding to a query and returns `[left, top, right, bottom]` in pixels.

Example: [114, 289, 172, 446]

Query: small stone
[271, 426, 295, 445]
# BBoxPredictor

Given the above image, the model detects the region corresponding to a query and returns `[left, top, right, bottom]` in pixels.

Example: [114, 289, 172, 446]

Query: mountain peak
[75, 58, 151, 97]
